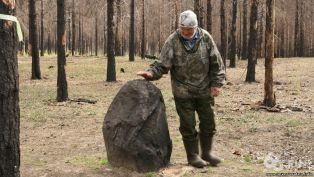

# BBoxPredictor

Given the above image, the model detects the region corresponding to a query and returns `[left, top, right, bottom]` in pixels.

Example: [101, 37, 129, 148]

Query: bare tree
[79, 12, 82, 55]
[299, 1, 305, 57]
[107, 0, 116, 81]
[95, 15, 98, 56]
[174, 0, 179, 31]
[141, 0, 145, 59]
[29, 0, 41, 79]
[129, 0, 135, 61]
[257, 7, 264, 59]
[40, 0, 44, 56]
[57, 0, 68, 102]
[245, 0, 258, 82]
[48, 31, 52, 54]
[230, 0, 237, 68]
[71, 0, 76, 56]
[158, 0, 164, 52]
[264, 0, 276, 107]
[220, 0, 227, 68]
[206, 0, 212, 33]
[0, 1, 20, 176]
[241, 0, 248, 59]
[103, 23, 107, 55]
[115, 0, 123, 56]
[311, 2, 314, 57]
[294, 0, 299, 57]
[194, 0, 203, 28]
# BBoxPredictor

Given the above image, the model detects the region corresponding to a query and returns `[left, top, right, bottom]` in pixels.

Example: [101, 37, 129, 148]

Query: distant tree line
[15, 0, 313, 59]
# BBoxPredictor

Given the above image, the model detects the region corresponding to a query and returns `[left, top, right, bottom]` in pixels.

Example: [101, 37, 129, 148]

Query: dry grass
[19, 56, 313, 177]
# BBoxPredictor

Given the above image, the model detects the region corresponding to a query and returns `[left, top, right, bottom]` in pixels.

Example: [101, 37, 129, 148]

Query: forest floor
[19, 56, 313, 177]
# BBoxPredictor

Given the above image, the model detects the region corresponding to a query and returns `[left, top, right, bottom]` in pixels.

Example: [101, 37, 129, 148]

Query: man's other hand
[211, 87, 221, 97]
[137, 71, 153, 79]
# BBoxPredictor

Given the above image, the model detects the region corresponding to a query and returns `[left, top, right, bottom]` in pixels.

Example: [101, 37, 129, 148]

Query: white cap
[179, 10, 198, 28]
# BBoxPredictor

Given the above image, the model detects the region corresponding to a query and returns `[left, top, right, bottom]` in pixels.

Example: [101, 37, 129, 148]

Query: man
[137, 10, 225, 168]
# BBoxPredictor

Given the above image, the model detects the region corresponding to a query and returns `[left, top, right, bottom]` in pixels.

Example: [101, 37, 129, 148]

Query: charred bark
[206, 0, 212, 33]
[263, 0, 276, 107]
[107, 0, 116, 81]
[71, 0, 75, 56]
[0, 1, 20, 177]
[29, 0, 41, 79]
[220, 0, 227, 68]
[141, 0, 145, 59]
[129, 0, 135, 61]
[245, 0, 258, 82]
[57, 0, 68, 102]
[241, 0, 248, 59]
[115, 0, 122, 56]
[40, 0, 44, 56]
[230, 0, 237, 68]
[95, 15, 98, 56]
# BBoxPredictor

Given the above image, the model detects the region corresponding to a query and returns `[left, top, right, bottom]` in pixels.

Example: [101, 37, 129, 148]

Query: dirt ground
[19, 56, 313, 177]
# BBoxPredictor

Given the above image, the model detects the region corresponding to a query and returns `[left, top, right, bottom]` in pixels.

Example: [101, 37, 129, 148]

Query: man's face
[180, 26, 196, 40]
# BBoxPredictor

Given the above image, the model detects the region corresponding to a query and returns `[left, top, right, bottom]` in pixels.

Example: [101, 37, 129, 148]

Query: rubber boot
[183, 139, 208, 168]
[200, 134, 222, 166]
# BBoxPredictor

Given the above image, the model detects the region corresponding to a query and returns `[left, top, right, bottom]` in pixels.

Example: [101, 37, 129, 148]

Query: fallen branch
[70, 98, 97, 104]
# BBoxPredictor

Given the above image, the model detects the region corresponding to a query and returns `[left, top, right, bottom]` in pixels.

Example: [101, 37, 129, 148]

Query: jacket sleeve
[147, 37, 174, 81]
[208, 35, 226, 87]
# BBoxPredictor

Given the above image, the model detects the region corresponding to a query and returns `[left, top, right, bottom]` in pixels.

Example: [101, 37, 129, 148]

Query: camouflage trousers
[174, 96, 216, 141]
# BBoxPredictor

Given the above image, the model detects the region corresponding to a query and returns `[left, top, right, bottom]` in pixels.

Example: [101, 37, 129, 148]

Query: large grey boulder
[103, 79, 172, 172]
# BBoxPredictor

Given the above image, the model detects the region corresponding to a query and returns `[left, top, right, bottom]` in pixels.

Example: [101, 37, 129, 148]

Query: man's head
[179, 10, 198, 40]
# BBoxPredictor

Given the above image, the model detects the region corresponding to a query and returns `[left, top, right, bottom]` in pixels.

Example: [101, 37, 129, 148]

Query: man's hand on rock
[137, 71, 153, 79]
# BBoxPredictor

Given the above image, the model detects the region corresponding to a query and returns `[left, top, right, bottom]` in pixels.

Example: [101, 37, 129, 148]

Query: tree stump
[103, 80, 172, 172]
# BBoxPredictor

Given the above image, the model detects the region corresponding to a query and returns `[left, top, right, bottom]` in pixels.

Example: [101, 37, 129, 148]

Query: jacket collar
[176, 28, 203, 53]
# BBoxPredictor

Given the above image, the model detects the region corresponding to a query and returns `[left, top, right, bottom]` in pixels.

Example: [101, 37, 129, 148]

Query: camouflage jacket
[148, 28, 226, 99]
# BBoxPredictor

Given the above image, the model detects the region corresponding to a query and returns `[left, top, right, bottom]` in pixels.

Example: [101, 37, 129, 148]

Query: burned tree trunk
[141, 0, 145, 59]
[29, 0, 41, 79]
[67, 13, 71, 54]
[57, 0, 68, 102]
[129, 0, 135, 61]
[220, 0, 227, 68]
[311, 6, 314, 57]
[40, 0, 44, 56]
[194, 0, 203, 28]
[78, 13, 81, 55]
[95, 15, 98, 56]
[294, 0, 299, 57]
[263, 0, 276, 107]
[103, 26, 107, 56]
[71, 0, 75, 56]
[107, 0, 116, 81]
[230, 0, 237, 68]
[257, 10, 264, 59]
[279, 25, 285, 57]
[0, 1, 20, 177]
[207, 0, 212, 33]
[115, 0, 123, 56]
[54, 29, 57, 54]
[47, 31, 52, 55]
[299, 1, 305, 57]
[158, 0, 164, 53]
[241, 0, 248, 59]
[238, 7, 242, 60]
[245, 0, 258, 82]
[174, 0, 179, 31]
